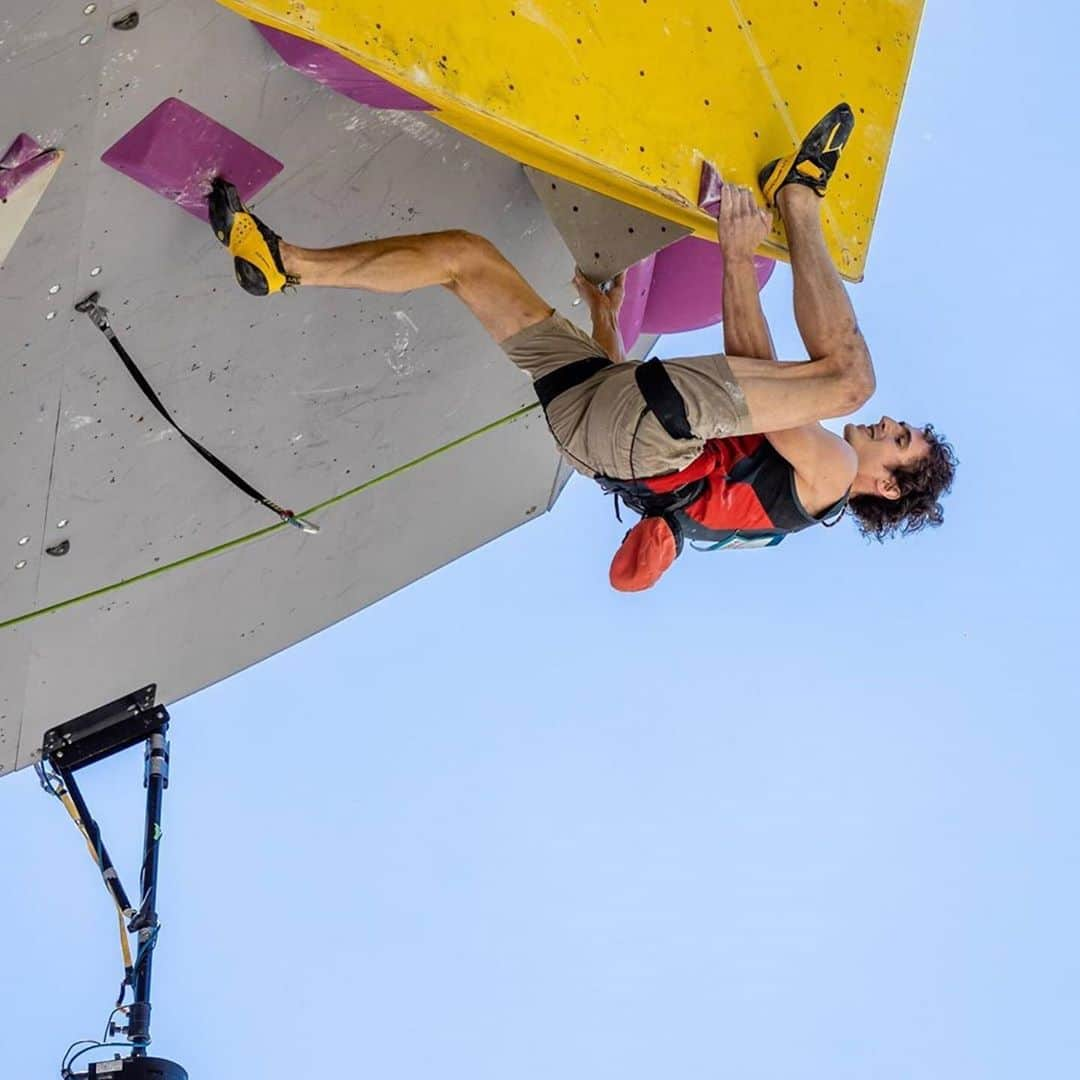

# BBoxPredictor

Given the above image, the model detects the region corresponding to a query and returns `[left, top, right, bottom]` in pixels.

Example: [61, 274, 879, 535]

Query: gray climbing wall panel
[525, 166, 692, 284]
[0, 0, 652, 775]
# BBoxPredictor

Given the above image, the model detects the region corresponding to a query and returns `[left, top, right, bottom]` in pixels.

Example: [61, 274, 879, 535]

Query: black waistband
[533, 355, 613, 409]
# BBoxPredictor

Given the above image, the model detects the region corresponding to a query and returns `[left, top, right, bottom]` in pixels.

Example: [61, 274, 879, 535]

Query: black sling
[633, 359, 695, 441]
[75, 292, 319, 534]
[532, 355, 612, 409]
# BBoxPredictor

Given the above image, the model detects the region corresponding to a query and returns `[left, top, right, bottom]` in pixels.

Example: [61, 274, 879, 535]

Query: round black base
[87, 1058, 187, 1080]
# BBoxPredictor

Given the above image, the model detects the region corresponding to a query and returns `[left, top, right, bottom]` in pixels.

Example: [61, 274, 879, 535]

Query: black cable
[103, 1005, 130, 1043]
[129, 925, 160, 986]
[35, 761, 64, 797]
[61, 1040, 99, 1073]
[606, 406, 650, 529]
[628, 406, 649, 487]
[63, 1042, 136, 1078]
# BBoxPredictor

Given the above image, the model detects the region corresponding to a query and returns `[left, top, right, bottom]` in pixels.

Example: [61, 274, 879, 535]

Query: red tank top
[644, 435, 842, 541]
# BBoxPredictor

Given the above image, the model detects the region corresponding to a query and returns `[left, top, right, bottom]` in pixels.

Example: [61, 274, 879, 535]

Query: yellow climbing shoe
[208, 177, 298, 296]
[758, 103, 855, 207]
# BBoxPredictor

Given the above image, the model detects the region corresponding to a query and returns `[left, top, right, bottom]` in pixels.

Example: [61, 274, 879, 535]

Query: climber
[207, 103, 955, 590]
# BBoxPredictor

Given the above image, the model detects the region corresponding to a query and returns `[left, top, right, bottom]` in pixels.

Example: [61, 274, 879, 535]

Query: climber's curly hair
[848, 424, 958, 541]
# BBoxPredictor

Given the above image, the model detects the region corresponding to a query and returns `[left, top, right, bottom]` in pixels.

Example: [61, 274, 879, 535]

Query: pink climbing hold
[617, 253, 656, 351]
[616, 167, 776, 350]
[256, 24, 432, 111]
[0, 135, 62, 202]
[1, 134, 65, 269]
[643, 238, 775, 335]
[2, 133, 46, 171]
[101, 98, 284, 221]
[619, 238, 775, 348]
[697, 161, 724, 219]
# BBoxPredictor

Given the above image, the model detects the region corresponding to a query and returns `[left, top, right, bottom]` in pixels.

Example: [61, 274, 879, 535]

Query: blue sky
[2, 2, 1079, 1077]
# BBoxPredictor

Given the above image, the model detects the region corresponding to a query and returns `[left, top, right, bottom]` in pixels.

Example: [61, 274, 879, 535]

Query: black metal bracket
[43, 685, 167, 773]
[41, 687, 184, 1077]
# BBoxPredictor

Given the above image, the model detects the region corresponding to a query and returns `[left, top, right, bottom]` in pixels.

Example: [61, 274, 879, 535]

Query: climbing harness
[533, 354, 700, 480]
[74, 292, 319, 534]
[533, 354, 697, 446]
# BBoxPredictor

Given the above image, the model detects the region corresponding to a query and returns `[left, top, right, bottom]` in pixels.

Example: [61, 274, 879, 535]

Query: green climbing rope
[0, 403, 541, 632]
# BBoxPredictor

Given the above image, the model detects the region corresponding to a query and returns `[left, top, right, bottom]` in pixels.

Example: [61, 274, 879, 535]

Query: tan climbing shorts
[500, 311, 751, 479]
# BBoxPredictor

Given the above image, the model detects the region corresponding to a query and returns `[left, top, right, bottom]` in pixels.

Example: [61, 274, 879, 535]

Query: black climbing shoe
[208, 177, 298, 296]
[758, 103, 855, 207]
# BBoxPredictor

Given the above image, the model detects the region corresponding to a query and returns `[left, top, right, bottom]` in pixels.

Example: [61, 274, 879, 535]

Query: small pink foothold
[1, 133, 44, 171]
[697, 161, 724, 219]
[0, 148, 62, 201]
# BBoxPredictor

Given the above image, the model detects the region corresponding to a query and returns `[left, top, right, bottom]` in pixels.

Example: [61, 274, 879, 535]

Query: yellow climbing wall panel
[218, 0, 924, 281]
